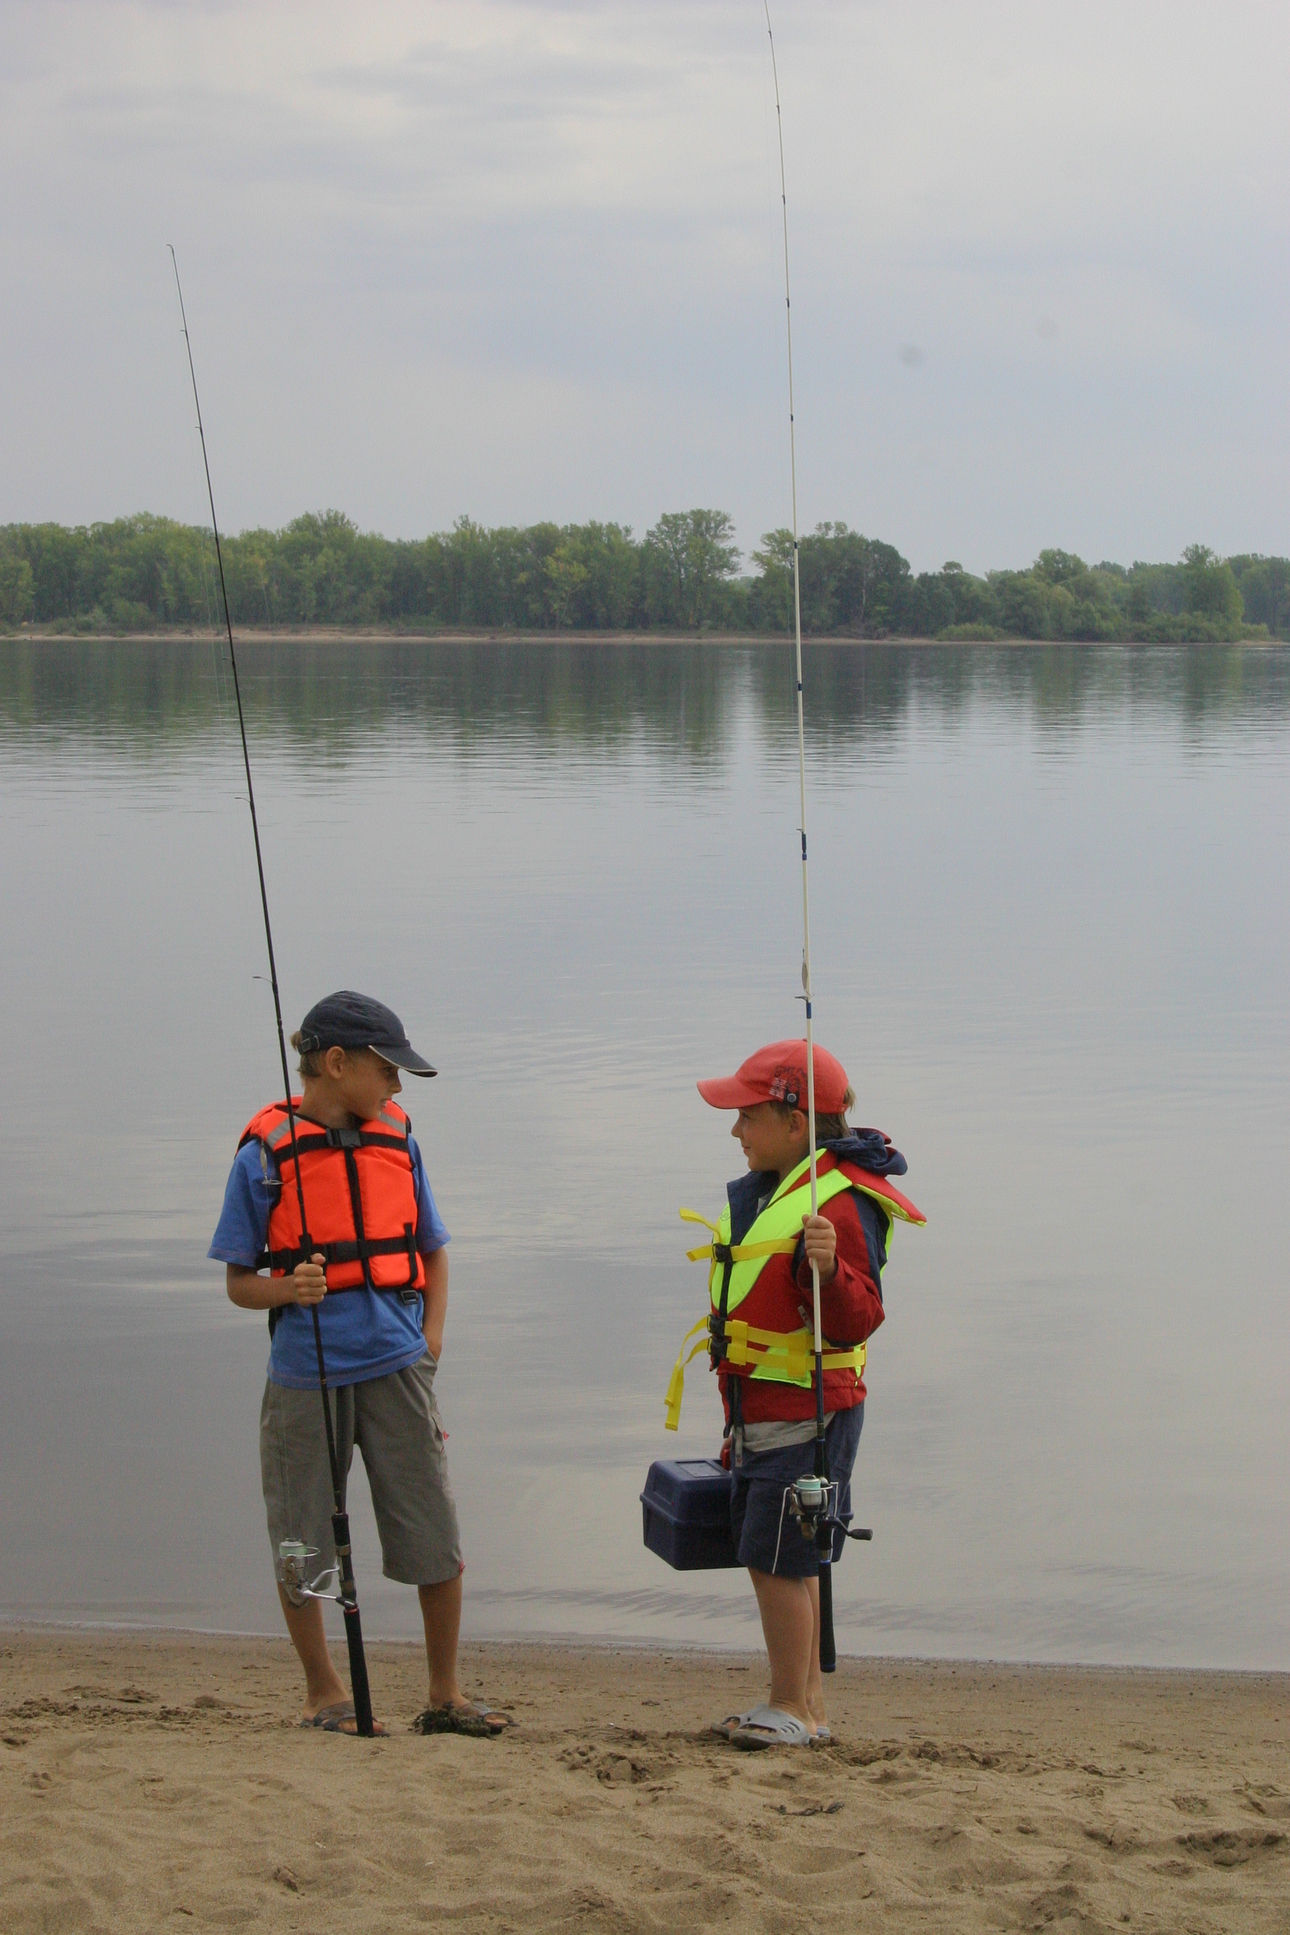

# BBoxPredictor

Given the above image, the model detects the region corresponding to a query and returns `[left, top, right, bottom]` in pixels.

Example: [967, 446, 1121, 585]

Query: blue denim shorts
[729, 1403, 864, 1578]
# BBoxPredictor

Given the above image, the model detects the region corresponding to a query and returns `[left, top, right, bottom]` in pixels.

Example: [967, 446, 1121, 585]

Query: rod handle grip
[342, 1602, 375, 1737]
[331, 1510, 375, 1737]
[817, 1555, 836, 1674]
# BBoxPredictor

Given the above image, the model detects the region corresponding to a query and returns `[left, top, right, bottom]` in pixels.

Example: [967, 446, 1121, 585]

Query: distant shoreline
[1, 627, 1279, 649]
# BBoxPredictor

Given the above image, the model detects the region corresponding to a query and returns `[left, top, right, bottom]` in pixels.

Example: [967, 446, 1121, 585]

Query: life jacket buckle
[327, 1126, 363, 1150]
[712, 1242, 734, 1265]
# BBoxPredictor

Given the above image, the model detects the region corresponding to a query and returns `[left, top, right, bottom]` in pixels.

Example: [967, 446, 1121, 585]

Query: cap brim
[371, 1042, 437, 1077]
[696, 1076, 764, 1109]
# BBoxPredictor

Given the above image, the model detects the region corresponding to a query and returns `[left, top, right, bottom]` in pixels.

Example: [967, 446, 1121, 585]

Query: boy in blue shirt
[210, 990, 508, 1737]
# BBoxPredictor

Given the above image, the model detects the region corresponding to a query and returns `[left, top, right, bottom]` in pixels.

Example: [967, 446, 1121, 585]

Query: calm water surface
[1, 638, 1286, 1668]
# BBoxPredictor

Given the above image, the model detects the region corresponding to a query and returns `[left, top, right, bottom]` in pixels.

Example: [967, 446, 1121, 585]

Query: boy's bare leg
[749, 1568, 815, 1728]
[277, 1586, 350, 1718]
[419, 1573, 510, 1732]
[419, 1573, 465, 1709]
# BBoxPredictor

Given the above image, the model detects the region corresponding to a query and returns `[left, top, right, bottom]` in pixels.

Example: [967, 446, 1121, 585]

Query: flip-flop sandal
[710, 1711, 755, 1740]
[301, 1702, 387, 1736]
[413, 1700, 513, 1738]
[729, 1704, 812, 1751]
[810, 1725, 832, 1746]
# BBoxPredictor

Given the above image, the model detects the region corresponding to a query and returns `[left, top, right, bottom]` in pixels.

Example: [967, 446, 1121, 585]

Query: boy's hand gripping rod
[169, 249, 375, 1736]
[765, 9, 841, 1673]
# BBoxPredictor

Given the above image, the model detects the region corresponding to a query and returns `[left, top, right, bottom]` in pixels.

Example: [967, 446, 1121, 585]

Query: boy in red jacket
[692, 1039, 924, 1748]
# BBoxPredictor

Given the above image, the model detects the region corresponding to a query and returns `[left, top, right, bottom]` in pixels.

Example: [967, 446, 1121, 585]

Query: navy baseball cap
[297, 991, 436, 1077]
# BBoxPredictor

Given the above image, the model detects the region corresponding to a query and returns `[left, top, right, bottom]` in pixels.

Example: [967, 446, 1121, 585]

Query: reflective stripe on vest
[237, 1099, 425, 1298]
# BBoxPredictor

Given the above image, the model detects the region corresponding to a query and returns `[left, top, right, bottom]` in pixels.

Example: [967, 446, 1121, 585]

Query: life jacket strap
[679, 1207, 797, 1266]
[241, 1125, 411, 1162]
[721, 1317, 866, 1384]
[261, 1232, 420, 1278]
[664, 1317, 711, 1432]
[662, 1313, 866, 1430]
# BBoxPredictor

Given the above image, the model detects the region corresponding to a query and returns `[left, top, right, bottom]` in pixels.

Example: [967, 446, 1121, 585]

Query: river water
[1, 637, 1286, 1668]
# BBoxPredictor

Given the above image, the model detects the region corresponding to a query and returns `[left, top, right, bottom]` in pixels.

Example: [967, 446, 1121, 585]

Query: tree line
[1, 509, 1286, 641]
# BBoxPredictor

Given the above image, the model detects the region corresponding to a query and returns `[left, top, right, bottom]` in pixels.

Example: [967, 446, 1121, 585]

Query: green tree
[748, 529, 795, 631]
[1033, 549, 1087, 586]
[939, 565, 998, 632]
[1180, 543, 1242, 634]
[989, 570, 1050, 638]
[1229, 555, 1290, 638]
[545, 546, 590, 627]
[0, 555, 34, 628]
[797, 523, 911, 633]
[546, 522, 639, 629]
[641, 510, 740, 628]
[579, 522, 641, 629]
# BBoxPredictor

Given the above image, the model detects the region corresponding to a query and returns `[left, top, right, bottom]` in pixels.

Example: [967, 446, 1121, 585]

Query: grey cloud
[0, 0, 1287, 571]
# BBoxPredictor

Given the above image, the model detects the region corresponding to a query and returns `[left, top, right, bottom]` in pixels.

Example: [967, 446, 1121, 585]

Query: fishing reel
[786, 1475, 873, 1547]
[279, 1539, 344, 1604]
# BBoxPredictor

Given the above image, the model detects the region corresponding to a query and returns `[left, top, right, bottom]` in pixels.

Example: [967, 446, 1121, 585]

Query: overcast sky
[2, 0, 1286, 572]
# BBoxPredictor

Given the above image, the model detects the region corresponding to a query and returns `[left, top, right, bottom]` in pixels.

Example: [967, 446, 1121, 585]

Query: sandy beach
[2, 1629, 1285, 1933]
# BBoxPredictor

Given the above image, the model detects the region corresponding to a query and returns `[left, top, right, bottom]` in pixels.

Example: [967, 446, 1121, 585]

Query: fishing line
[764, 5, 838, 1674]
[168, 247, 376, 1736]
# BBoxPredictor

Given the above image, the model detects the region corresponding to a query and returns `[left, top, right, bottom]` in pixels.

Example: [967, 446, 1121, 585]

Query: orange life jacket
[238, 1098, 425, 1296]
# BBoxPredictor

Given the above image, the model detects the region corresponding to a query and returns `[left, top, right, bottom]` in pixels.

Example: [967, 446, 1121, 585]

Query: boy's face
[731, 1101, 808, 1178]
[314, 1045, 403, 1119]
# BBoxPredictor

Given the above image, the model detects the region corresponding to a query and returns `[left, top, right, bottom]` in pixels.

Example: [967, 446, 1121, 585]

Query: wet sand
[2, 1628, 1286, 1933]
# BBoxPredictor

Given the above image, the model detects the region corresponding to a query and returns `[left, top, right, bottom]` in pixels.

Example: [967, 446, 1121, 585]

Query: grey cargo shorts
[260, 1352, 462, 1603]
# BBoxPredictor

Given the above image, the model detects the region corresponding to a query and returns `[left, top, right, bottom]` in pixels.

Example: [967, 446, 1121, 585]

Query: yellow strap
[663, 1316, 710, 1432]
[679, 1208, 719, 1236]
[669, 1214, 865, 1424]
[725, 1317, 865, 1382]
[665, 1310, 867, 1428]
[679, 1208, 797, 1265]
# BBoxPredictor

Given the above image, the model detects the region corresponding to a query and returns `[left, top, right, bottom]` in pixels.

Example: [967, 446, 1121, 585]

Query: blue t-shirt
[209, 1127, 450, 1390]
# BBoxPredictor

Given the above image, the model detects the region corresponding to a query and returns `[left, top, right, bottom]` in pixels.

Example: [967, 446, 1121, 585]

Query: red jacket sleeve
[794, 1191, 885, 1346]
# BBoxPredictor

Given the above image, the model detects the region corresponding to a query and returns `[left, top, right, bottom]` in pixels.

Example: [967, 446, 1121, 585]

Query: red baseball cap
[697, 1039, 850, 1114]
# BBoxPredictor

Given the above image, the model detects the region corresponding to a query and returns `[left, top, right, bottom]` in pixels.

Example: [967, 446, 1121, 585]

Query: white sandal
[728, 1703, 812, 1750]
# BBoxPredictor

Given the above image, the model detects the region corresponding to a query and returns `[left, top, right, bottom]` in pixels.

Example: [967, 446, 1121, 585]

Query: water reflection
[1, 639, 1287, 1668]
[3, 637, 1287, 756]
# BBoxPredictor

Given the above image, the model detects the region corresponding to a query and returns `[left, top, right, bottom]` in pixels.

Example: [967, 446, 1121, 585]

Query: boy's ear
[322, 1044, 347, 1079]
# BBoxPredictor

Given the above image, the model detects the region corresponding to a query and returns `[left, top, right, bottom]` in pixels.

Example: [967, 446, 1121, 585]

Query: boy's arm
[421, 1246, 448, 1360]
[213, 1144, 326, 1311]
[225, 1256, 327, 1311]
[796, 1195, 885, 1345]
[406, 1132, 450, 1360]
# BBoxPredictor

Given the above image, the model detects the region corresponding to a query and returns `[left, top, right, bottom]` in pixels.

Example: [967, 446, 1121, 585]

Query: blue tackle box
[640, 1457, 739, 1570]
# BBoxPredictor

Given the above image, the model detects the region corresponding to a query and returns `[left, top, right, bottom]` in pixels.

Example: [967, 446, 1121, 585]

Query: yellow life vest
[664, 1154, 869, 1430]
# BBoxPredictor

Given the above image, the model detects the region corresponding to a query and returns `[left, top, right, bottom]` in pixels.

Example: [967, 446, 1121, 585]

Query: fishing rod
[764, 8, 839, 1673]
[168, 247, 376, 1736]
